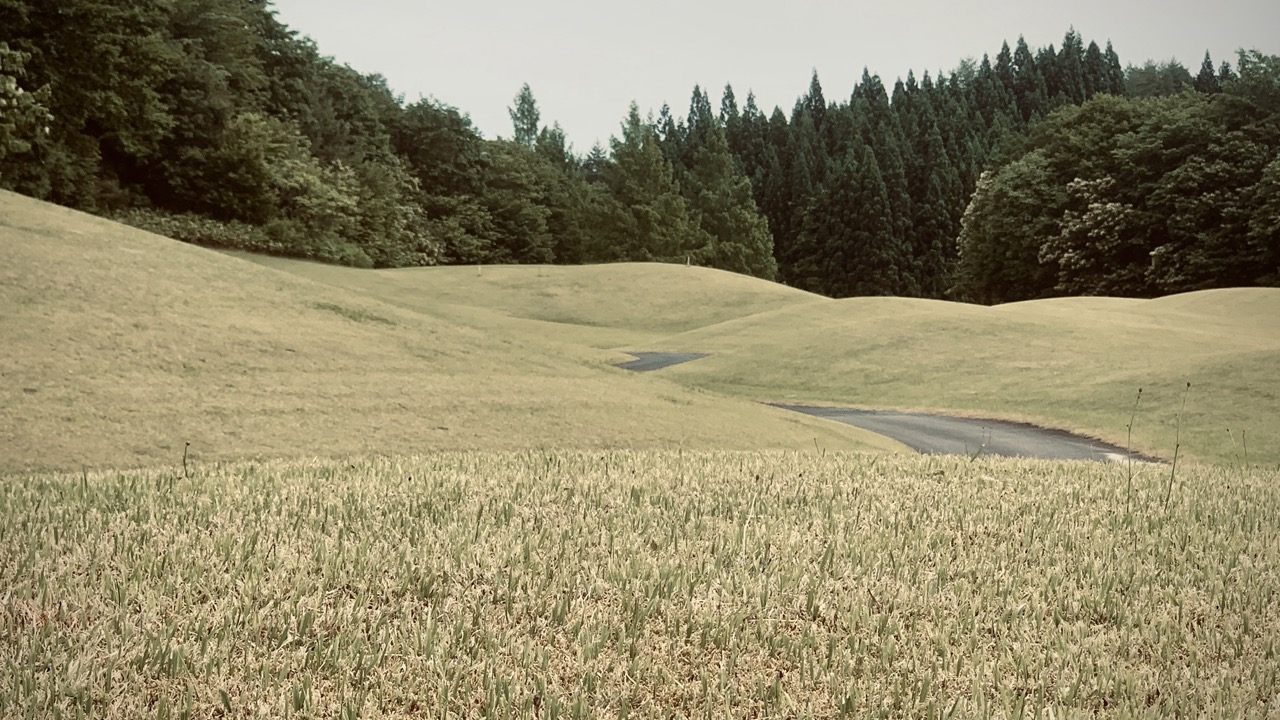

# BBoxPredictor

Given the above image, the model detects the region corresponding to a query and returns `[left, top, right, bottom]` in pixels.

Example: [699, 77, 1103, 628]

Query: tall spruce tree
[1195, 52, 1223, 94]
[685, 122, 778, 279]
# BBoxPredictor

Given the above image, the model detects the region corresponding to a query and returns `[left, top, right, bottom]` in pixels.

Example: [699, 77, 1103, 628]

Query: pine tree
[536, 122, 573, 169]
[1195, 52, 1222, 94]
[1104, 41, 1127, 95]
[854, 68, 913, 285]
[995, 42, 1016, 96]
[509, 83, 541, 148]
[683, 84, 717, 170]
[1058, 29, 1088, 103]
[797, 145, 908, 297]
[582, 143, 611, 184]
[804, 70, 827, 132]
[1012, 36, 1048, 122]
[1218, 60, 1238, 87]
[1037, 44, 1063, 101]
[1083, 41, 1109, 98]
[974, 54, 1016, 129]
[685, 122, 778, 279]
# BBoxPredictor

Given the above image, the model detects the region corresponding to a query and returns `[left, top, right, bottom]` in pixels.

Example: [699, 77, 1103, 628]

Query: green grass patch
[239, 255, 826, 349]
[309, 301, 395, 325]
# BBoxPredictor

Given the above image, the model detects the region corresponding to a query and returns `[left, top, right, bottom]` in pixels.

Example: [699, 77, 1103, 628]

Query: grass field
[245, 250, 1280, 466]
[234, 255, 827, 350]
[6, 192, 1280, 718]
[649, 291, 1280, 465]
[4, 453, 1277, 718]
[0, 191, 900, 474]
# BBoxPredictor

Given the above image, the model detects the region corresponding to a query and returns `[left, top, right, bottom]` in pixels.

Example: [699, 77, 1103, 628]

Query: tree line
[2, 1, 1275, 301]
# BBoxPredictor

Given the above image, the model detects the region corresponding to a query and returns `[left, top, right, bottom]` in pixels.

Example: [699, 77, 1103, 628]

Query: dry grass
[3, 452, 1277, 718]
[0, 191, 900, 474]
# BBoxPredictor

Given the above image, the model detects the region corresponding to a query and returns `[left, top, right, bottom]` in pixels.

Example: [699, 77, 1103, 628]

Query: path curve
[614, 351, 1158, 462]
[774, 404, 1159, 462]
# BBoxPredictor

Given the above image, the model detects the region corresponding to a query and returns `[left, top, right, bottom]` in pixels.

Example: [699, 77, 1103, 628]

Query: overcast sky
[267, 0, 1280, 151]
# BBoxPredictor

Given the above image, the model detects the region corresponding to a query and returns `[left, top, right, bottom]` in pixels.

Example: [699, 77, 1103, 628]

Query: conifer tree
[1083, 41, 1109, 97]
[1195, 52, 1223, 93]
[797, 145, 908, 297]
[1104, 42, 1126, 95]
[1011, 37, 1048, 122]
[685, 122, 778, 279]
[509, 83, 541, 148]
[599, 102, 704, 263]
[804, 70, 827, 132]
[1058, 29, 1088, 103]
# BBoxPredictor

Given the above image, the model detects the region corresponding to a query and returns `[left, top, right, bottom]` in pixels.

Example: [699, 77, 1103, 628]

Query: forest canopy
[1, 1, 1275, 300]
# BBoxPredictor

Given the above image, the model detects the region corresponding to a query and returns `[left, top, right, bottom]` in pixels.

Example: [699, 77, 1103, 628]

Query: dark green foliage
[954, 152, 1063, 303]
[4, 4, 1270, 298]
[1126, 60, 1194, 97]
[1195, 52, 1222, 94]
[595, 103, 705, 263]
[954, 60, 1280, 301]
[0, 42, 52, 178]
[110, 207, 279, 254]
[0, 0, 174, 205]
[683, 115, 778, 279]
[509, 83, 540, 148]
[794, 146, 910, 296]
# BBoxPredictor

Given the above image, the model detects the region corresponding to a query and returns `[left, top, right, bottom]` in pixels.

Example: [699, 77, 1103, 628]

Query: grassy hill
[647, 291, 1280, 465]
[237, 255, 826, 350]
[6, 190, 1275, 470]
[244, 251, 1278, 465]
[0, 191, 901, 473]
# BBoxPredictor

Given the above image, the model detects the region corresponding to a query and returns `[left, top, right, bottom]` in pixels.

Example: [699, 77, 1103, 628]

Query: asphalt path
[774, 404, 1157, 462]
[613, 351, 1154, 461]
[615, 352, 710, 372]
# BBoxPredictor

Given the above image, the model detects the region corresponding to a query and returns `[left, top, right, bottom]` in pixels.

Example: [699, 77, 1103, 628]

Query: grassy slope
[649, 291, 1280, 465]
[0, 192, 902, 473]
[246, 251, 1279, 466]
[238, 255, 827, 350]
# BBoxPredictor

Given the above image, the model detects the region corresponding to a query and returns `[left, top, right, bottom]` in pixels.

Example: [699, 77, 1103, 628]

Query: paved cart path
[774, 404, 1157, 461]
[614, 351, 1154, 461]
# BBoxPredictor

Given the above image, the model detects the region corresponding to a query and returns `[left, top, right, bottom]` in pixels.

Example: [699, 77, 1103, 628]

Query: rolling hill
[6, 190, 1275, 470]
[0, 191, 901, 473]
[647, 291, 1280, 464]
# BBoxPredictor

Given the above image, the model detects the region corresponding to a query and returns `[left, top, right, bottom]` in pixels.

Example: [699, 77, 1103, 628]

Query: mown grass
[237, 256, 827, 351]
[241, 251, 1279, 467]
[649, 293, 1280, 465]
[3, 452, 1278, 718]
[0, 191, 900, 474]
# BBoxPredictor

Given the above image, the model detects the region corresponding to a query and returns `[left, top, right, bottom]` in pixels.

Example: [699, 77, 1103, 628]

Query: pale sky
[267, 0, 1280, 151]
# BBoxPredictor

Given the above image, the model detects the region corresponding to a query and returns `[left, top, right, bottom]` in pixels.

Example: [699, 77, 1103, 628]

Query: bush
[109, 208, 282, 253]
[110, 208, 376, 268]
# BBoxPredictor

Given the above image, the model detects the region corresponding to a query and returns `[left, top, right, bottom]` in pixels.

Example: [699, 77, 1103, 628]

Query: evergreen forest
[2, 0, 1277, 302]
